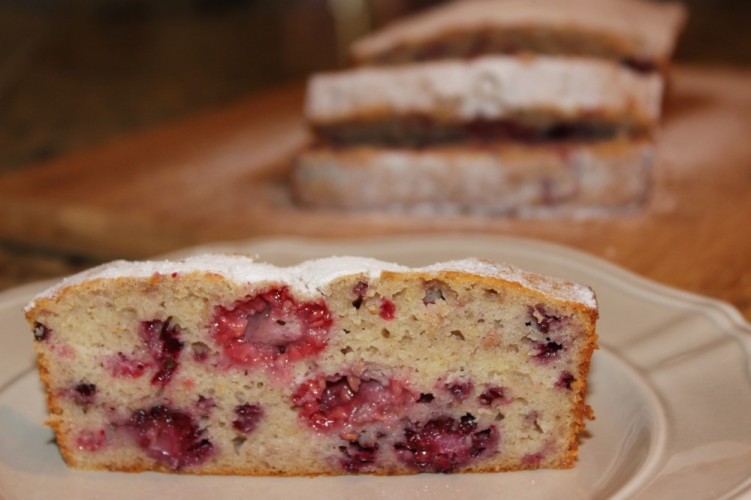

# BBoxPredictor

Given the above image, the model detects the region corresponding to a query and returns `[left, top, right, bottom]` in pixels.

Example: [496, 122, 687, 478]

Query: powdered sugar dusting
[306, 55, 663, 127]
[26, 254, 595, 312]
[423, 258, 596, 309]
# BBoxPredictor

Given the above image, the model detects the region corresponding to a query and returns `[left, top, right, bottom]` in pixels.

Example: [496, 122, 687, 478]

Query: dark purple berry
[394, 414, 499, 473]
[339, 439, 379, 472]
[233, 403, 264, 434]
[526, 304, 562, 334]
[534, 340, 564, 360]
[352, 281, 368, 309]
[556, 371, 575, 390]
[478, 387, 505, 407]
[73, 382, 97, 407]
[33, 322, 51, 342]
[123, 405, 213, 470]
[139, 318, 184, 387]
[417, 393, 435, 403]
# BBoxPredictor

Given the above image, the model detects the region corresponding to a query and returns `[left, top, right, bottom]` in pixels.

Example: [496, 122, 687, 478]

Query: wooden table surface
[1, 65, 749, 321]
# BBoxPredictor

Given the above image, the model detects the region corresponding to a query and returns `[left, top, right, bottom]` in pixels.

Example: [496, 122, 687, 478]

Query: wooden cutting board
[1, 66, 750, 320]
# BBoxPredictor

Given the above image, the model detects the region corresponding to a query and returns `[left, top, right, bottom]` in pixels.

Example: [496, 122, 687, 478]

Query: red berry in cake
[445, 380, 473, 401]
[526, 304, 563, 334]
[195, 395, 216, 417]
[556, 371, 575, 390]
[394, 414, 499, 473]
[105, 352, 149, 378]
[190, 342, 211, 362]
[76, 428, 108, 452]
[523, 451, 545, 467]
[339, 439, 379, 472]
[478, 386, 507, 407]
[139, 318, 184, 387]
[211, 288, 333, 371]
[123, 405, 214, 471]
[293, 373, 416, 431]
[379, 299, 396, 320]
[352, 281, 368, 309]
[33, 322, 51, 341]
[233, 404, 264, 434]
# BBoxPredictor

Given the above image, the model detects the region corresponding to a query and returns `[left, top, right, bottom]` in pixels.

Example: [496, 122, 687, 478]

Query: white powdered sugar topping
[306, 55, 663, 126]
[26, 254, 596, 311]
[422, 259, 596, 308]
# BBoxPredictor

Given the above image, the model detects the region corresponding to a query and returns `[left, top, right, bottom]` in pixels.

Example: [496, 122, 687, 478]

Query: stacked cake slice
[292, 0, 686, 215]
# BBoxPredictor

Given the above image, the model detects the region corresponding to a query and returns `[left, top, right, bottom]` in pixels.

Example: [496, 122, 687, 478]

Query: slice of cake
[25, 255, 598, 475]
[351, 0, 687, 72]
[292, 138, 652, 215]
[298, 55, 658, 215]
[292, 0, 686, 216]
[306, 55, 663, 147]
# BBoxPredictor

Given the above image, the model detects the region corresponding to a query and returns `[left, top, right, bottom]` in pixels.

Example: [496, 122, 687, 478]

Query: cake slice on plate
[26, 255, 598, 474]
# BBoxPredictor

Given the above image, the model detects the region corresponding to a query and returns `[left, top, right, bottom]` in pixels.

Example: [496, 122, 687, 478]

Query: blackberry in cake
[25, 255, 598, 474]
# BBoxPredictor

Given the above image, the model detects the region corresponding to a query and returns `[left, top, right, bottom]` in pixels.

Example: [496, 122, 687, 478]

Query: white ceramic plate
[2, 235, 750, 500]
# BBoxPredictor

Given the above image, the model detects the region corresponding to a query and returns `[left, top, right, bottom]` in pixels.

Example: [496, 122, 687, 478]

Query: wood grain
[0, 67, 749, 321]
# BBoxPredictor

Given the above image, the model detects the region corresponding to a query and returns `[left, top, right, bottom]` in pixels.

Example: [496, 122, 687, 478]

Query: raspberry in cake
[25, 255, 598, 475]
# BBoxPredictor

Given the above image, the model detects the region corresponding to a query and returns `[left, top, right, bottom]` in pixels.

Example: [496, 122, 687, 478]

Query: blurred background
[0, 0, 750, 286]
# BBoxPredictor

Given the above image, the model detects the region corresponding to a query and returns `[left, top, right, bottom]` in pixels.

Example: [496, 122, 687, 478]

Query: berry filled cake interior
[25, 255, 598, 475]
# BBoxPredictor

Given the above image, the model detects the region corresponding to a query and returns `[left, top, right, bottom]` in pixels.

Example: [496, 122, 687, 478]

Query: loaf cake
[295, 55, 659, 213]
[292, 0, 685, 214]
[25, 255, 598, 475]
[305, 55, 663, 147]
[293, 138, 652, 215]
[351, 0, 687, 72]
